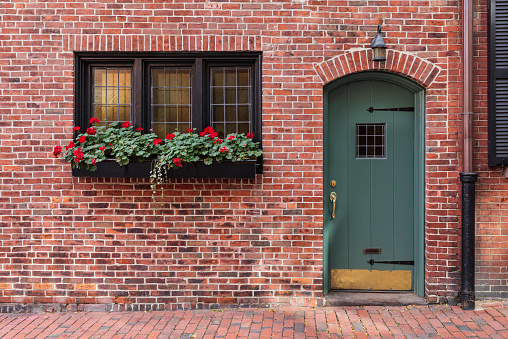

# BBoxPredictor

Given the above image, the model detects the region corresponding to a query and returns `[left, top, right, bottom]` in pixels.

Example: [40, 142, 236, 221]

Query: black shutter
[489, 0, 508, 166]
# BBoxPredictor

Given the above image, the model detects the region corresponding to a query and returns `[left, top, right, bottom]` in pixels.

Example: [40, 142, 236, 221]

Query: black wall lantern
[371, 25, 387, 62]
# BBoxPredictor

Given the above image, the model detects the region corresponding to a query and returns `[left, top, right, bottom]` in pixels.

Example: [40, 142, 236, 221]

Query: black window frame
[74, 52, 262, 142]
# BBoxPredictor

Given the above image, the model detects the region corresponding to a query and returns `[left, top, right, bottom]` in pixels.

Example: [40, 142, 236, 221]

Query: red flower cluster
[199, 126, 215, 137]
[173, 158, 182, 167]
[214, 138, 222, 144]
[66, 141, 75, 150]
[220, 146, 228, 153]
[136, 127, 143, 131]
[99, 146, 106, 152]
[78, 135, 86, 143]
[247, 133, 253, 139]
[53, 145, 62, 158]
[89, 117, 99, 124]
[74, 148, 84, 163]
[166, 133, 175, 140]
[153, 138, 162, 145]
[122, 121, 132, 129]
[86, 127, 96, 135]
[91, 158, 96, 165]
[73, 126, 80, 132]
[186, 128, 194, 133]
[228, 135, 235, 140]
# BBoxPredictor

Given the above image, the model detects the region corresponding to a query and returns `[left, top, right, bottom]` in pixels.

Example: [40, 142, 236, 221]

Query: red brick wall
[0, 0, 505, 310]
[474, 0, 508, 300]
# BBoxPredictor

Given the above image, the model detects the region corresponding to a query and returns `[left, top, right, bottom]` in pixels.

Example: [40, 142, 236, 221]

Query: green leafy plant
[52, 119, 262, 180]
[53, 119, 162, 171]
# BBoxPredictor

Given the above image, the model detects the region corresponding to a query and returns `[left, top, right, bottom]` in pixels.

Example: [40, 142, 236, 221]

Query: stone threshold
[325, 291, 428, 307]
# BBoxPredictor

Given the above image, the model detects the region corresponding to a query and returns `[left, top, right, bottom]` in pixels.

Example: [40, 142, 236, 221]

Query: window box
[71, 159, 258, 179]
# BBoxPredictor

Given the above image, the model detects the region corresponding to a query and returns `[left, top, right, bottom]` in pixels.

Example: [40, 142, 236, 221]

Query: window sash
[75, 53, 261, 141]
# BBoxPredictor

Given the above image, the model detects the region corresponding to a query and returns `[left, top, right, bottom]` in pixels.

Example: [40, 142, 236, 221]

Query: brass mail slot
[363, 248, 381, 254]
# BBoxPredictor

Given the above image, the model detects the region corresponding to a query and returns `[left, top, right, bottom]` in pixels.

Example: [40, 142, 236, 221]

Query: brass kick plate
[331, 269, 412, 290]
[363, 248, 381, 254]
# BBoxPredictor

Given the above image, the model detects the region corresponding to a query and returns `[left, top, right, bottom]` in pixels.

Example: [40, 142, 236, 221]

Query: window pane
[179, 89, 190, 105]
[211, 69, 224, 86]
[152, 69, 165, 87]
[179, 106, 190, 122]
[213, 123, 225, 138]
[168, 106, 177, 122]
[226, 123, 237, 135]
[238, 88, 249, 104]
[150, 67, 192, 138]
[212, 106, 224, 122]
[226, 88, 236, 104]
[237, 69, 249, 86]
[92, 67, 132, 127]
[212, 88, 224, 104]
[179, 72, 190, 87]
[153, 88, 165, 105]
[356, 123, 385, 159]
[238, 123, 249, 134]
[210, 67, 252, 135]
[178, 123, 191, 134]
[238, 105, 250, 121]
[152, 123, 165, 137]
[225, 105, 236, 121]
[94, 69, 106, 86]
[94, 105, 106, 122]
[119, 105, 130, 121]
[153, 106, 165, 122]
[226, 71, 236, 86]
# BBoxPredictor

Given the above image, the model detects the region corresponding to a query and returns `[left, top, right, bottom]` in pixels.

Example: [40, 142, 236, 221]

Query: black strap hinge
[367, 107, 415, 113]
[367, 259, 414, 266]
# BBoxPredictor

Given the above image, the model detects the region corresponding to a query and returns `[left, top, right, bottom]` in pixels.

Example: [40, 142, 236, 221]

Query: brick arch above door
[315, 49, 442, 88]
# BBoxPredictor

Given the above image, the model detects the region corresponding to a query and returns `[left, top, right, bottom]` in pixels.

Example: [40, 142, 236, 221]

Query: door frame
[323, 71, 425, 297]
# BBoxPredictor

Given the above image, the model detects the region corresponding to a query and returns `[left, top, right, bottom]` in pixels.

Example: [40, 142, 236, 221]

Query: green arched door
[324, 73, 425, 294]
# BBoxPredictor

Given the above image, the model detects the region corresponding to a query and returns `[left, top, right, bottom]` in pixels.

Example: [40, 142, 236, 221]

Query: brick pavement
[0, 303, 507, 338]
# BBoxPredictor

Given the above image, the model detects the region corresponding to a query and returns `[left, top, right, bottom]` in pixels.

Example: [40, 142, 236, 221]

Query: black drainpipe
[460, 0, 478, 310]
[459, 173, 477, 310]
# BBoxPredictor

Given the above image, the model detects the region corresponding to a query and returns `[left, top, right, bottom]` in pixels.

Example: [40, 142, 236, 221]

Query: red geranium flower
[86, 127, 96, 135]
[228, 135, 235, 140]
[99, 146, 106, 152]
[89, 117, 99, 124]
[78, 135, 86, 143]
[173, 158, 182, 167]
[73, 148, 84, 163]
[66, 141, 75, 150]
[153, 138, 162, 145]
[220, 146, 228, 153]
[214, 137, 222, 144]
[166, 133, 175, 140]
[186, 128, 194, 133]
[136, 127, 143, 131]
[122, 121, 132, 128]
[203, 126, 214, 134]
[209, 131, 218, 139]
[199, 131, 206, 137]
[91, 158, 96, 165]
[53, 145, 62, 158]
[247, 133, 253, 139]
[73, 126, 80, 132]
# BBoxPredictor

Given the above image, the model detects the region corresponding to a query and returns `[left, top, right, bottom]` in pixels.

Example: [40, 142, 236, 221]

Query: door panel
[327, 79, 415, 290]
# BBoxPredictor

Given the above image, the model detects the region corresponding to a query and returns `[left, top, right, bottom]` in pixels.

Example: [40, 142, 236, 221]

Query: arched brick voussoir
[314, 49, 442, 88]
